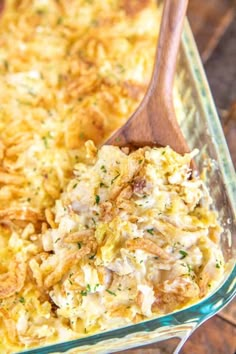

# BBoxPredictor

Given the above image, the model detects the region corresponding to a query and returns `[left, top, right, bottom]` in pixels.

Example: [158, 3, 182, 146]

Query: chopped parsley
[173, 241, 181, 249]
[89, 254, 96, 260]
[94, 283, 99, 291]
[111, 173, 120, 184]
[72, 183, 78, 189]
[80, 290, 87, 296]
[100, 165, 107, 173]
[106, 289, 116, 296]
[179, 250, 188, 259]
[77, 242, 82, 249]
[80, 284, 92, 296]
[146, 228, 154, 235]
[42, 132, 52, 148]
[42, 136, 49, 148]
[186, 263, 192, 273]
[99, 182, 107, 188]
[19, 297, 25, 304]
[95, 195, 100, 204]
[181, 263, 194, 279]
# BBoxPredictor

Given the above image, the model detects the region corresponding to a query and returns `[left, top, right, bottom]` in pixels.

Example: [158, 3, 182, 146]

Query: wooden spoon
[106, 0, 189, 155]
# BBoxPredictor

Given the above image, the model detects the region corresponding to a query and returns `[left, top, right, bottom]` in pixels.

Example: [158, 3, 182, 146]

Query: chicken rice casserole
[0, 0, 224, 352]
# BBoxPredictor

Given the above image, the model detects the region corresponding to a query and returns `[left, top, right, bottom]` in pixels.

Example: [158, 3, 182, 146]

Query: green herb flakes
[106, 289, 116, 296]
[89, 254, 96, 260]
[80, 290, 87, 296]
[146, 228, 154, 235]
[95, 195, 100, 204]
[101, 165, 107, 173]
[19, 297, 25, 304]
[111, 173, 120, 184]
[179, 250, 188, 259]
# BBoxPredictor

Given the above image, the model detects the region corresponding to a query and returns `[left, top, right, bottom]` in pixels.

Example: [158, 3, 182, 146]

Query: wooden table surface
[118, 1, 236, 353]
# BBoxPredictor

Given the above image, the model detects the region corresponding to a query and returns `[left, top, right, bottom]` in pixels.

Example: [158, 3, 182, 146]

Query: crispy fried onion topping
[126, 238, 169, 259]
[0, 256, 26, 299]
[30, 231, 98, 289]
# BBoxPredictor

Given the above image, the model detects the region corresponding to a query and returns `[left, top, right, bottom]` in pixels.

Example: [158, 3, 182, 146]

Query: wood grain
[187, 0, 235, 62]
[180, 316, 236, 354]
[117, 316, 236, 354]
[204, 14, 236, 329]
[222, 101, 236, 167]
[218, 299, 236, 326]
[106, 0, 189, 155]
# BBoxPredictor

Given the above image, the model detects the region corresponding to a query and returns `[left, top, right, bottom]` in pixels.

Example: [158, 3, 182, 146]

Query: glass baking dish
[12, 4, 235, 354]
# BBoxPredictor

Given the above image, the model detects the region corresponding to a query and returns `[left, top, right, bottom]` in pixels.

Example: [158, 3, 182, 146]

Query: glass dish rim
[16, 18, 236, 354]
[18, 269, 235, 354]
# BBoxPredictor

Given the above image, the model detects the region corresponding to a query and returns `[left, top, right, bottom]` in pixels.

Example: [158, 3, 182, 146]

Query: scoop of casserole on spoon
[106, 0, 189, 155]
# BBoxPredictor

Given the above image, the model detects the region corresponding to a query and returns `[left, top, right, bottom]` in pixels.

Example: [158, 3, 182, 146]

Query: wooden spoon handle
[106, 0, 189, 154]
[153, 0, 189, 99]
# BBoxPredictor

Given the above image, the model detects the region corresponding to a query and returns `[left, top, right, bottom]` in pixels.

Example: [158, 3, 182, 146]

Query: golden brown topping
[63, 229, 95, 243]
[0, 172, 25, 185]
[126, 238, 170, 259]
[100, 201, 114, 222]
[153, 278, 200, 313]
[0, 257, 26, 299]
[45, 208, 57, 229]
[0, 208, 45, 230]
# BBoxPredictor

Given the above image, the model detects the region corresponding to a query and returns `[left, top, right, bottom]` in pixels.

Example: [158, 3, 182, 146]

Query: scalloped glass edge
[16, 18, 236, 354]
